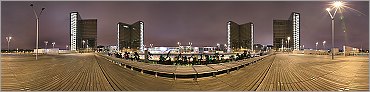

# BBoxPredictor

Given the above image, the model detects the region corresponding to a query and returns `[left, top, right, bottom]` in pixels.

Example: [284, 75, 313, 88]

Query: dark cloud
[1, 1, 368, 49]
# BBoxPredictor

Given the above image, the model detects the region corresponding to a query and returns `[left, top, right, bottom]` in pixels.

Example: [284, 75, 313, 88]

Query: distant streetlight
[302, 45, 305, 50]
[323, 41, 326, 50]
[285, 41, 288, 50]
[6, 36, 12, 52]
[82, 40, 86, 53]
[30, 3, 45, 60]
[52, 42, 55, 48]
[315, 42, 319, 51]
[150, 44, 153, 48]
[326, 1, 344, 59]
[281, 39, 284, 51]
[287, 37, 291, 51]
[177, 42, 181, 53]
[82, 40, 86, 49]
[44, 41, 48, 49]
[66, 45, 69, 50]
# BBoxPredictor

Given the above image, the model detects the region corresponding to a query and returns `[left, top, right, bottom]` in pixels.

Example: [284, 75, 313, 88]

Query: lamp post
[6, 36, 12, 52]
[326, 1, 343, 59]
[217, 43, 220, 50]
[30, 4, 45, 60]
[82, 40, 86, 49]
[177, 42, 181, 53]
[66, 45, 69, 50]
[52, 42, 55, 48]
[44, 41, 48, 49]
[224, 44, 227, 52]
[323, 41, 326, 50]
[285, 41, 288, 51]
[281, 39, 284, 51]
[316, 42, 319, 51]
[287, 37, 291, 51]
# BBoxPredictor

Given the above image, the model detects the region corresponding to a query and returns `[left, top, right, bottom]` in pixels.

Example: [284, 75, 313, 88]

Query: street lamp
[281, 39, 284, 51]
[177, 42, 181, 53]
[82, 40, 86, 48]
[216, 43, 220, 51]
[315, 42, 319, 51]
[5, 36, 12, 52]
[52, 42, 55, 48]
[66, 45, 69, 50]
[326, 1, 343, 59]
[224, 44, 227, 52]
[287, 37, 291, 51]
[285, 41, 288, 51]
[44, 41, 48, 49]
[82, 40, 85, 53]
[323, 41, 326, 50]
[150, 44, 153, 48]
[30, 3, 45, 60]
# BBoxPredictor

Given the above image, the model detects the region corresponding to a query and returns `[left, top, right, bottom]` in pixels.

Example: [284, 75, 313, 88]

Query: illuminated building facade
[273, 12, 300, 50]
[227, 21, 254, 52]
[117, 21, 144, 52]
[70, 12, 97, 51]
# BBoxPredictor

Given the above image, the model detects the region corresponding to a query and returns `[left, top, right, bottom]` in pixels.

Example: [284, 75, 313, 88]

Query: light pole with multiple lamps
[326, 1, 343, 59]
[30, 4, 45, 60]
[6, 36, 12, 52]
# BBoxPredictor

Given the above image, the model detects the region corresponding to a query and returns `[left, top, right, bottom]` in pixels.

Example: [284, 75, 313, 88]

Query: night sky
[1, 1, 369, 50]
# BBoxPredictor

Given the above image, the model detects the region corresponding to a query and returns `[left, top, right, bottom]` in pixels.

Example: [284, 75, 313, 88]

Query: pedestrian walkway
[1, 53, 368, 91]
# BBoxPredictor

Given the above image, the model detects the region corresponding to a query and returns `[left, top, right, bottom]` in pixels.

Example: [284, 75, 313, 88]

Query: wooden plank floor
[1, 53, 368, 91]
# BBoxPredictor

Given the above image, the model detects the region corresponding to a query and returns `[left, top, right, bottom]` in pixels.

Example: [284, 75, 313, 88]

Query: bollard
[194, 74, 198, 80]
[213, 72, 216, 77]
[173, 73, 176, 80]
[155, 72, 158, 77]
[141, 70, 144, 74]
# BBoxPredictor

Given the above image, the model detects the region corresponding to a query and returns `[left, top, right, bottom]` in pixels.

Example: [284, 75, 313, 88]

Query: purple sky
[1, 1, 369, 50]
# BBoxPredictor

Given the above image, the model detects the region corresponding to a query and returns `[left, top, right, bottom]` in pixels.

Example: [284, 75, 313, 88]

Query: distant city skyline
[1, 1, 369, 50]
